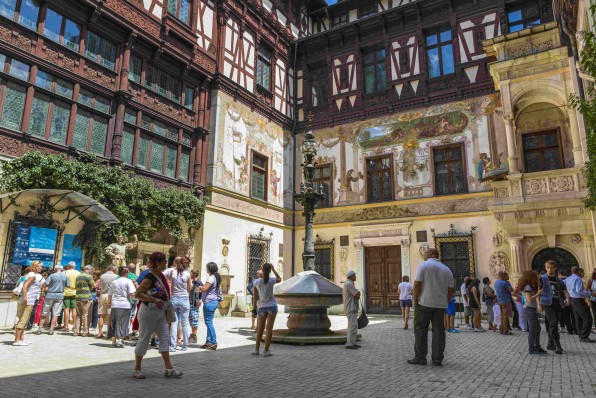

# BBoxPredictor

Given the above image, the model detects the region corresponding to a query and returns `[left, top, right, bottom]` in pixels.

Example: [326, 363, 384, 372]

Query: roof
[0, 189, 119, 225]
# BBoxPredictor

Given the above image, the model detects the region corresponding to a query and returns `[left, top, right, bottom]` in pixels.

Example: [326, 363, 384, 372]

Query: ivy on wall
[0, 151, 206, 264]
[572, 5, 596, 209]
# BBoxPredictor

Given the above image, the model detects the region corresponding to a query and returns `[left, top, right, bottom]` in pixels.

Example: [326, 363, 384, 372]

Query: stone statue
[105, 235, 137, 267]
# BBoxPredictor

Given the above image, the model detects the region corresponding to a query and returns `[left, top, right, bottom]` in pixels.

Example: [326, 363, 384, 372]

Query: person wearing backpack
[483, 277, 497, 331]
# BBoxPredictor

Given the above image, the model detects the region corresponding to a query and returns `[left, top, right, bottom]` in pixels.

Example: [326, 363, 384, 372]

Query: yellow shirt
[64, 269, 80, 297]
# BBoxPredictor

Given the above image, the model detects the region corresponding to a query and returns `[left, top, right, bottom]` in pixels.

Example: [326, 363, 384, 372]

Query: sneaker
[169, 348, 177, 353]
[463, 324, 473, 331]
[48, 330, 54, 335]
[181, 346, 187, 352]
[22, 340, 33, 345]
[474, 328, 486, 332]
[35, 329, 42, 335]
[251, 349, 260, 355]
[13, 341, 28, 346]
[262, 351, 273, 357]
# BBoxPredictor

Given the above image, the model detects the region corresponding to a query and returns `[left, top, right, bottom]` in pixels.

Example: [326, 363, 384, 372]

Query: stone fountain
[270, 118, 349, 344]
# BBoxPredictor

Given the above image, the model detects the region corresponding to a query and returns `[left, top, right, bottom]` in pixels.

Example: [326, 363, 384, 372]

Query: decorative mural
[302, 94, 499, 206]
[215, 96, 290, 207]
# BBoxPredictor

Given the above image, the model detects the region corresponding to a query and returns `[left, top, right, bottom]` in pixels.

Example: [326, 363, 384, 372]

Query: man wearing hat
[38, 264, 70, 335]
[343, 270, 361, 349]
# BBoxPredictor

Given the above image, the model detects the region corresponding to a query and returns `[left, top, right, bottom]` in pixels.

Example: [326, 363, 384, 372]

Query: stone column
[400, 238, 411, 278]
[582, 235, 596, 271]
[567, 108, 585, 166]
[353, 241, 364, 293]
[503, 114, 520, 173]
[509, 236, 525, 277]
[337, 135, 348, 203]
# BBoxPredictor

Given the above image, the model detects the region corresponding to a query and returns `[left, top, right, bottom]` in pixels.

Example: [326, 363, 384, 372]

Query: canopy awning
[0, 189, 119, 225]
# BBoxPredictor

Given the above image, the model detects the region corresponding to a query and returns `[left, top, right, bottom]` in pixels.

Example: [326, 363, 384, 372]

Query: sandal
[164, 369, 183, 378]
[188, 334, 197, 344]
[132, 370, 146, 379]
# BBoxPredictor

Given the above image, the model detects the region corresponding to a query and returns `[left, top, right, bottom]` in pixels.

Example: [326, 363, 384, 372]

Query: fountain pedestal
[270, 270, 356, 344]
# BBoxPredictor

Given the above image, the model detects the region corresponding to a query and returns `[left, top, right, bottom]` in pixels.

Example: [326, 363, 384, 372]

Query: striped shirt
[75, 272, 94, 301]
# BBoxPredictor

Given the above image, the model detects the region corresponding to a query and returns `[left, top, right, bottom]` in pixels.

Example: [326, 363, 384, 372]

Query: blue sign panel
[12, 225, 58, 267]
[61, 234, 83, 271]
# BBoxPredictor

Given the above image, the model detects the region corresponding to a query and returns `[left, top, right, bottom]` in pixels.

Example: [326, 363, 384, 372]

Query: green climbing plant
[0, 151, 206, 264]
[571, 5, 596, 209]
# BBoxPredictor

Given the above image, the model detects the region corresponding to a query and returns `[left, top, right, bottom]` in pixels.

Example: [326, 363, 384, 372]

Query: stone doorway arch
[531, 247, 580, 276]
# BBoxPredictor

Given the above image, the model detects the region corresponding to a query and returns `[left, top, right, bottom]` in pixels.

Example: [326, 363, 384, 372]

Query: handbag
[153, 271, 177, 323]
[12, 281, 23, 296]
[357, 299, 369, 329]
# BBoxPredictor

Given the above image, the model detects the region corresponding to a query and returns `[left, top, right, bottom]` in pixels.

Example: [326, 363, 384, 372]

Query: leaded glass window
[73, 110, 90, 150]
[165, 145, 177, 178]
[314, 248, 333, 280]
[1, 82, 26, 131]
[180, 151, 190, 181]
[35, 70, 72, 98]
[129, 55, 142, 84]
[433, 145, 467, 195]
[154, 121, 167, 137]
[184, 85, 194, 110]
[43, 8, 81, 52]
[151, 141, 164, 174]
[78, 89, 93, 107]
[121, 127, 135, 165]
[143, 64, 182, 104]
[124, 108, 137, 125]
[137, 135, 149, 169]
[85, 31, 117, 70]
[366, 155, 393, 202]
[49, 101, 70, 144]
[90, 116, 107, 156]
[28, 94, 50, 137]
[72, 110, 106, 155]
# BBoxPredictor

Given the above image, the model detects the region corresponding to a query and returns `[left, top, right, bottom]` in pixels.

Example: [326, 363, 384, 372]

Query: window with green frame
[72, 110, 107, 156]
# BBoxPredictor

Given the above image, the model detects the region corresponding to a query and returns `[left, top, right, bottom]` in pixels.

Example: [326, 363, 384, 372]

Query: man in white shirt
[397, 276, 413, 330]
[461, 276, 473, 330]
[408, 248, 454, 367]
[343, 270, 361, 350]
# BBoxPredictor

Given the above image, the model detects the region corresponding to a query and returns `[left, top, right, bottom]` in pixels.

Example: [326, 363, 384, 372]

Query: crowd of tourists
[393, 248, 596, 366]
[11, 251, 284, 379]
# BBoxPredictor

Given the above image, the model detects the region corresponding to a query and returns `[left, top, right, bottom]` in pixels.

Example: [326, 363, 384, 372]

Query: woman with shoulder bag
[133, 252, 182, 379]
[199, 262, 221, 350]
[14, 261, 44, 346]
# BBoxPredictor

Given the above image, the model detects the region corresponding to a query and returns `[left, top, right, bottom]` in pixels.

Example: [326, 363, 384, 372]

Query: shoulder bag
[357, 299, 369, 329]
[153, 272, 177, 323]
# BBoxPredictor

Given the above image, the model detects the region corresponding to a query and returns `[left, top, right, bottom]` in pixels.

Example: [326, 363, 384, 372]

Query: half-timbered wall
[223, 19, 256, 93]
[197, 0, 216, 52]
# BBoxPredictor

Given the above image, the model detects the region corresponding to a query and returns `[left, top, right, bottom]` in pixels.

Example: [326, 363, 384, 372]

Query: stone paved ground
[1, 315, 596, 398]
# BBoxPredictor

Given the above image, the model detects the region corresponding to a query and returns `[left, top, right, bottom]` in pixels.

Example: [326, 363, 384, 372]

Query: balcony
[491, 167, 587, 206]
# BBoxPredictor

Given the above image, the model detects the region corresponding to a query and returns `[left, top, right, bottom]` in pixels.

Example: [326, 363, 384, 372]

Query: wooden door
[365, 245, 402, 313]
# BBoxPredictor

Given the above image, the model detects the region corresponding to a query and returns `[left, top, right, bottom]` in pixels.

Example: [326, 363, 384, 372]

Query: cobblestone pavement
[1, 315, 596, 398]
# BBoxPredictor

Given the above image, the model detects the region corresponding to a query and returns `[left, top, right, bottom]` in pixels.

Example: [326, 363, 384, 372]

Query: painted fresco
[302, 94, 499, 206]
[215, 96, 290, 207]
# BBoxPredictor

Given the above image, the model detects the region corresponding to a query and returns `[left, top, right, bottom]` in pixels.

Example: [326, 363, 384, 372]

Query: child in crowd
[445, 296, 460, 333]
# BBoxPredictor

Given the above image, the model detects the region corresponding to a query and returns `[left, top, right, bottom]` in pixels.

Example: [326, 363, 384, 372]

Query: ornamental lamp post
[295, 118, 324, 271]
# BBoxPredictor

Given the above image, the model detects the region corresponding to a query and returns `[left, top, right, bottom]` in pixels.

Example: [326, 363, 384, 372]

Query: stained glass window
[49, 101, 70, 144]
[167, 127, 178, 141]
[129, 55, 141, 84]
[154, 121, 167, 137]
[56, 79, 73, 98]
[121, 127, 135, 165]
[78, 89, 93, 107]
[95, 96, 110, 113]
[28, 94, 50, 137]
[85, 31, 116, 71]
[1, 82, 26, 131]
[143, 64, 182, 103]
[35, 70, 53, 91]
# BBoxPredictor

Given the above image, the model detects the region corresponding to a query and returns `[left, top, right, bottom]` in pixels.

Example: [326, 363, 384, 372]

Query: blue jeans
[523, 306, 541, 352]
[203, 300, 218, 344]
[91, 301, 99, 329]
[170, 296, 190, 350]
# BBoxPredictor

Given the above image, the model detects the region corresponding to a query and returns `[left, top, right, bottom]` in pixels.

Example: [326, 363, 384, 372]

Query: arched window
[531, 248, 579, 276]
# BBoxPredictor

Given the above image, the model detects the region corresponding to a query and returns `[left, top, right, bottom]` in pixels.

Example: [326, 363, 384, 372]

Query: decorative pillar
[567, 107, 585, 166]
[337, 133, 348, 203]
[509, 236, 525, 277]
[338, 248, 348, 281]
[111, 34, 135, 163]
[503, 114, 520, 173]
[400, 238, 411, 277]
[353, 241, 364, 292]
[582, 235, 596, 271]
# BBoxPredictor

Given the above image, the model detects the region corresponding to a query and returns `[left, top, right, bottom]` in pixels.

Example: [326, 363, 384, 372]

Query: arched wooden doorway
[531, 247, 579, 276]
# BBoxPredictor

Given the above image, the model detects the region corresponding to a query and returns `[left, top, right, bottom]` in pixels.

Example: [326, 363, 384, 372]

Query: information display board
[61, 234, 83, 270]
[12, 225, 58, 267]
